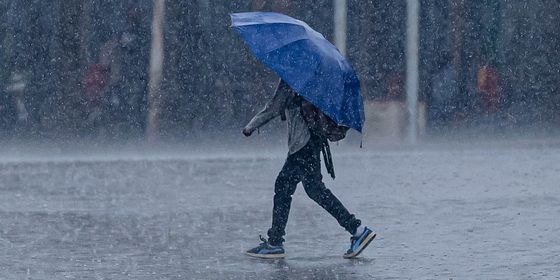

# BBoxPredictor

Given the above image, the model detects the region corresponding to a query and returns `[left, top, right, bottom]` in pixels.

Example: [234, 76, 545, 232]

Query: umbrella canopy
[231, 12, 364, 133]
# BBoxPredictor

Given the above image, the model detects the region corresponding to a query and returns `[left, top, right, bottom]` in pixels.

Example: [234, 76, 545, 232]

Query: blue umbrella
[230, 12, 364, 133]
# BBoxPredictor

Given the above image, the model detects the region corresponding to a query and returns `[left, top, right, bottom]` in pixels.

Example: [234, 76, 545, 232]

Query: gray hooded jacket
[244, 80, 311, 155]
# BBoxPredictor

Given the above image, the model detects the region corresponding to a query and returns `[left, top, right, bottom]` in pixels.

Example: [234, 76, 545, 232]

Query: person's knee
[303, 181, 329, 201]
[304, 189, 321, 201]
[275, 180, 297, 197]
[273, 190, 291, 202]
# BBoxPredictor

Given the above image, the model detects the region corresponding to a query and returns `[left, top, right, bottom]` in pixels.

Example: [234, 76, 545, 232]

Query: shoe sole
[343, 231, 376, 259]
[245, 252, 286, 259]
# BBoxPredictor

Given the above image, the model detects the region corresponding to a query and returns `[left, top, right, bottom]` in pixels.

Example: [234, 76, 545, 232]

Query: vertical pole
[450, 0, 464, 99]
[146, 0, 165, 142]
[334, 0, 347, 56]
[406, 0, 420, 143]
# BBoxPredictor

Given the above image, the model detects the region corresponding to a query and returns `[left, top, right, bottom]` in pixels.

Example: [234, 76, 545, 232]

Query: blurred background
[1, 2, 560, 278]
[1, 0, 559, 143]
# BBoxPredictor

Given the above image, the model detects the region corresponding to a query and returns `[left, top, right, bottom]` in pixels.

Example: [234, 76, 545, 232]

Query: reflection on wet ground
[1, 147, 559, 279]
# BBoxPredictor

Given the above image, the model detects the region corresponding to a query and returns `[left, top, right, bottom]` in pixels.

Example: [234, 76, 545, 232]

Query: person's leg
[267, 153, 303, 246]
[301, 141, 361, 235]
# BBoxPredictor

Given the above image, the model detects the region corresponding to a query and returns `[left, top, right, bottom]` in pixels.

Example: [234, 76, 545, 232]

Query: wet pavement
[1, 145, 560, 279]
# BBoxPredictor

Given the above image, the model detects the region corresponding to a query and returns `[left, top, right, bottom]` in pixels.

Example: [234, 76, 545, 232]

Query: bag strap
[321, 139, 335, 179]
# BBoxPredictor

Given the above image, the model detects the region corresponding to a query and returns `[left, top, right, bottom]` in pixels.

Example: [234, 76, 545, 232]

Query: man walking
[243, 80, 376, 259]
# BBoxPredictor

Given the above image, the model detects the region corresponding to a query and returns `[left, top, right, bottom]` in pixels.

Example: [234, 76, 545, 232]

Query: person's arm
[243, 80, 288, 136]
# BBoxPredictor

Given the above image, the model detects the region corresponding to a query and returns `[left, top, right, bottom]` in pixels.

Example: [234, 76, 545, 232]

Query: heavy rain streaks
[1, 0, 560, 279]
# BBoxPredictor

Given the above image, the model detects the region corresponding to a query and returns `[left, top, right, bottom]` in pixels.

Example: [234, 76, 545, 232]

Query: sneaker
[245, 235, 286, 259]
[343, 227, 376, 259]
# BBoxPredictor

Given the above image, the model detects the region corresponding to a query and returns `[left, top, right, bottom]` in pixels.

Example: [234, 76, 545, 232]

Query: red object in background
[477, 64, 500, 113]
[83, 63, 109, 106]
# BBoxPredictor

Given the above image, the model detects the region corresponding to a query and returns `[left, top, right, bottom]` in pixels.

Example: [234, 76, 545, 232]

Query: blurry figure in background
[79, 3, 149, 138]
[116, 4, 150, 134]
[476, 63, 500, 114]
[383, 72, 407, 139]
[463, 57, 484, 117]
[429, 54, 461, 129]
[82, 63, 109, 127]
[1, 78, 18, 131]
[98, 38, 123, 116]
[386, 72, 405, 102]
[473, 60, 515, 129]
[5, 73, 29, 133]
[81, 37, 124, 136]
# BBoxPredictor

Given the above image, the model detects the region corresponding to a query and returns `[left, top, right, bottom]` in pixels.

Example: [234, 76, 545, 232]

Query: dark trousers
[267, 136, 361, 246]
